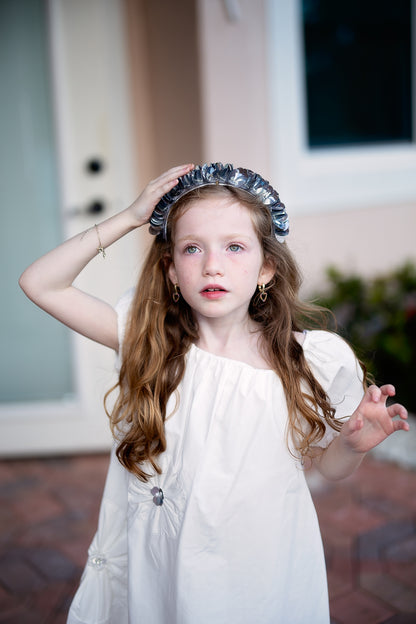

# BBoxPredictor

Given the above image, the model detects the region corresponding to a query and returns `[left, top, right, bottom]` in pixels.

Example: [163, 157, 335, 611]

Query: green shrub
[312, 262, 416, 413]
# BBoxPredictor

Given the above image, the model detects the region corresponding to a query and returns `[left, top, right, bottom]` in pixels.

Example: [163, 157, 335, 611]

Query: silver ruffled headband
[149, 162, 289, 242]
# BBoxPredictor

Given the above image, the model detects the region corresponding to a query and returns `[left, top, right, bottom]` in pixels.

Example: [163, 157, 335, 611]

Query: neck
[197, 319, 252, 350]
[195, 316, 270, 369]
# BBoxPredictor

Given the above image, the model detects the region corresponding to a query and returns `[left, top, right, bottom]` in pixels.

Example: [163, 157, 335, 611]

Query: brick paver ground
[309, 457, 416, 623]
[0, 453, 415, 623]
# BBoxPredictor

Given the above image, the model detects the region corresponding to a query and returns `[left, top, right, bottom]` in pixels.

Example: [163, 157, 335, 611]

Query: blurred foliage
[313, 262, 416, 413]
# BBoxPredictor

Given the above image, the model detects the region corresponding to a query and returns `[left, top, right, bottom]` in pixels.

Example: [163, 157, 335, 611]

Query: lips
[201, 284, 227, 293]
[200, 284, 227, 299]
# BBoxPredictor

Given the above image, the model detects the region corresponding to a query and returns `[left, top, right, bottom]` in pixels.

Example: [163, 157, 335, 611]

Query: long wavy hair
[107, 186, 360, 481]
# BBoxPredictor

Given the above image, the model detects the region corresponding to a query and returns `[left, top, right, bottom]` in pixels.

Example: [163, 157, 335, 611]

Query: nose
[203, 250, 224, 276]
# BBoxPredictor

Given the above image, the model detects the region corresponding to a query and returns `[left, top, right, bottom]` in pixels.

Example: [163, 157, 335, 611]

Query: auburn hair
[106, 186, 361, 481]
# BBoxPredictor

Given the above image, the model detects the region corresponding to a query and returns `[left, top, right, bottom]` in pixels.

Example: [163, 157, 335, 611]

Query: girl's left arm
[312, 384, 409, 480]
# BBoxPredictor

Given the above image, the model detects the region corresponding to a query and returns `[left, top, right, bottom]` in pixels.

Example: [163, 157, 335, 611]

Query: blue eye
[228, 244, 242, 252]
[185, 245, 199, 254]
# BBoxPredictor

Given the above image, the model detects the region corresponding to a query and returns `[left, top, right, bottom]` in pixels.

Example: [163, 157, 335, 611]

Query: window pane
[302, 0, 412, 147]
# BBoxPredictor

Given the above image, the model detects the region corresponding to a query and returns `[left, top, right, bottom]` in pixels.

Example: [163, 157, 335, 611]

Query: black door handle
[86, 200, 105, 215]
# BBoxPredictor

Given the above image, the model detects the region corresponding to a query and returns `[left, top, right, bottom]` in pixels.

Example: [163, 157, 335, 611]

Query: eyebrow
[176, 233, 254, 243]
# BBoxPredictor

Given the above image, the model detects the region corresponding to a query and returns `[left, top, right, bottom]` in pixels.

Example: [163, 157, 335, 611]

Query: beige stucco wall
[196, 0, 270, 176]
[290, 202, 416, 294]
[125, 0, 203, 180]
[196, 0, 416, 293]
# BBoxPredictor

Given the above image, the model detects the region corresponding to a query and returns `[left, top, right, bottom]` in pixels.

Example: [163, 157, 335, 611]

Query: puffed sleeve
[302, 330, 365, 448]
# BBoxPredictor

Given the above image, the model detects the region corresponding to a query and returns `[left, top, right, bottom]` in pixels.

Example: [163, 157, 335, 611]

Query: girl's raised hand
[128, 164, 194, 226]
[19, 163, 194, 350]
[340, 384, 409, 454]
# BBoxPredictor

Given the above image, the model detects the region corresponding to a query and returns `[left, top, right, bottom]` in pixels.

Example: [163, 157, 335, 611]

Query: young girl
[19, 163, 408, 624]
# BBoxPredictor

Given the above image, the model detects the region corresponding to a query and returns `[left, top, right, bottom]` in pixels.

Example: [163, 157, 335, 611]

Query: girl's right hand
[127, 164, 194, 226]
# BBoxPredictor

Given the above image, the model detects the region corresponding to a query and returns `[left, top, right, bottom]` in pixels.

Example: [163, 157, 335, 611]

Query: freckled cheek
[181, 277, 193, 289]
[229, 256, 248, 270]
[175, 259, 200, 288]
[230, 258, 258, 277]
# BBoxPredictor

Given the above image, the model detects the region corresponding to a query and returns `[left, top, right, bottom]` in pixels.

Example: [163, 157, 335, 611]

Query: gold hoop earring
[172, 284, 180, 303]
[258, 283, 267, 303]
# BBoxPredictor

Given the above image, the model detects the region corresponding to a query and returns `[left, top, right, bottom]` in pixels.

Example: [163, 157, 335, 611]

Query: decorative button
[88, 554, 107, 569]
[151, 486, 164, 506]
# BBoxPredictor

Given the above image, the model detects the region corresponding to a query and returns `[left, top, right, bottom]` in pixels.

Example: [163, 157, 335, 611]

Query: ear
[258, 258, 275, 285]
[167, 260, 178, 286]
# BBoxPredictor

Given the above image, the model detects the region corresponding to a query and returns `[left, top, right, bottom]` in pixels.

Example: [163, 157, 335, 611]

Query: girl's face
[168, 196, 274, 325]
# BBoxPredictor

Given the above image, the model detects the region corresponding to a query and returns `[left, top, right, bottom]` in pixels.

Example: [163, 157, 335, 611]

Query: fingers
[387, 402, 408, 421]
[152, 163, 195, 182]
[366, 385, 381, 402]
[149, 164, 194, 192]
[367, 385, 408, 422]
[379, 384, 396, 398]
[393, 419, 410, 432]
[387, 401, 409, 432]
[390, 403, 410, 432]
[129, 164, 195, 226]
[142, 164, 195, 210]
[366, 384, 396, 403]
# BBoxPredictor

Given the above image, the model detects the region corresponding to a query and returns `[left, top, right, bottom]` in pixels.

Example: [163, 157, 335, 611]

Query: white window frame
[265, 0, 416, 215]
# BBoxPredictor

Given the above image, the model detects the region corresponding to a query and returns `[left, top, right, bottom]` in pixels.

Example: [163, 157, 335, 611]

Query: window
[266, 0, 416, 214]
[303, 0, 412, 148]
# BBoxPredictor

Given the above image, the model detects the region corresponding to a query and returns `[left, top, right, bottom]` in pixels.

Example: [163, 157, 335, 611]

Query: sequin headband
[149, 162, 289, 242]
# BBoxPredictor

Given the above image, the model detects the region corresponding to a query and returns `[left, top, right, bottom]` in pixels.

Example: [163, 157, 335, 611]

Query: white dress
[68, 292, 364, 624]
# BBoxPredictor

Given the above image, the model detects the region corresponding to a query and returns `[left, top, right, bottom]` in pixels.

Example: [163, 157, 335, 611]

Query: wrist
[121, 205, 144, 228]
[315, 434, 366, 480]
[336, 428, 368, 457]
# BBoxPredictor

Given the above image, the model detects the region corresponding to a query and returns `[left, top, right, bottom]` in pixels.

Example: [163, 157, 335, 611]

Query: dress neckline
[189, 343, 276, 373]
[190, 331, 311, 372]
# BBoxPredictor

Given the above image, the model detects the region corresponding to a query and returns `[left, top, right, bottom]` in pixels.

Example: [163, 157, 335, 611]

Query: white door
[0, 0, 140, 455]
